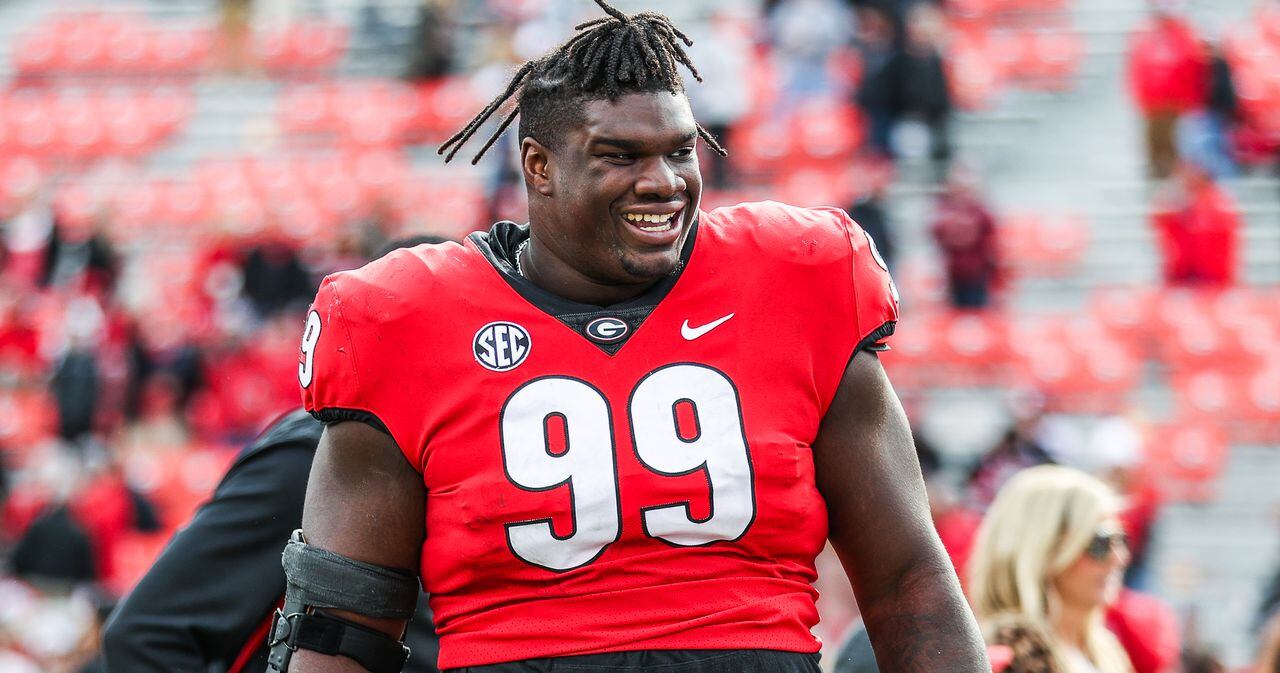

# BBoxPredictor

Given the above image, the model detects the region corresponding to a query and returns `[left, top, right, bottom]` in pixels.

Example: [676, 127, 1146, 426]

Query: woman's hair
[967, 465, 1132, 673]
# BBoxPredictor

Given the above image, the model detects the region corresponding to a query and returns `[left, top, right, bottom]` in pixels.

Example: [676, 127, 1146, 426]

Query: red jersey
[300, 201, 899, 669]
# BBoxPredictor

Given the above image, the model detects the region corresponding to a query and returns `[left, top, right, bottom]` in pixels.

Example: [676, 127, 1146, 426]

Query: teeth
[624, 212, 676, 224]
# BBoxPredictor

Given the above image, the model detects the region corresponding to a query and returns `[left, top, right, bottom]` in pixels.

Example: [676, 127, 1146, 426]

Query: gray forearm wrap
[281, 530, 419, 620]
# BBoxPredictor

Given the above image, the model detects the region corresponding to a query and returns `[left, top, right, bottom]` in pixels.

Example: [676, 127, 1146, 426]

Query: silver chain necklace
[514, 240, 529, 278]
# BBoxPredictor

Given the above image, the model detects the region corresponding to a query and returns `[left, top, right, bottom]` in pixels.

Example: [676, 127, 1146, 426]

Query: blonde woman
[968, 465, 1135, 673]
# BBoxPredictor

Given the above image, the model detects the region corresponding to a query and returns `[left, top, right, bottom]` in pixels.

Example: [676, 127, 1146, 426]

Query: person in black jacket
[100, 409, 441, 673]
[884, 4, 952, 177]
[101, 235, 448, 673]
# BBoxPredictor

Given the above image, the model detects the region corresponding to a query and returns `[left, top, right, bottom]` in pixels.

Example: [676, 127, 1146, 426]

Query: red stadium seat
[947, 0, 1002, 23]
[59, 17, 109, 73]
[110, 180, 164, 239]
[1146, 422, 1229, 502]
[777, 167, 848, 208]
[1024, 28, 1082, 89]
[143, 87, 195, 135]
[0, 155, 47, 208]
[255, 22, 348, 72]
[105, 530, 172, 596]
[791, 99, 864, 162]
[150, 28, 213, 74]
[1088, 286, 1158, 351]
[947, 38, 1002, 110]
[1153, 288, 1214, 336]
[878, 310, 941, 389]
[1000, 212, 1089, 275]
[292, 22, 349, 70]
[159, 180, 214, 225]
[278, 83, 336, 134]
[728, 115, 794, 176]
[12, 31, 57, 75]
[936, 311, 1011, 384]
[987, 29, 1033, 79]
[413, 78, 484, 140]
[1172, 368, 1242, 423]
[105, 28, 148, 73]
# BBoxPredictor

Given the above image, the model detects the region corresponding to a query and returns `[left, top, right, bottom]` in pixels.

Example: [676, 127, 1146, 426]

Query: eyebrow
[590, 131, 698, 151]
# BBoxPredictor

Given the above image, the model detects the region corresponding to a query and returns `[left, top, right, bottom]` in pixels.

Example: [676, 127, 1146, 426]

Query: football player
[285, 2, 988, 672]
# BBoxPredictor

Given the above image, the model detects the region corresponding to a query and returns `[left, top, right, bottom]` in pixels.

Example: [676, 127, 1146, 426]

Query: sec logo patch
[474, 322, 531, 372]
[584, 317, 628, 344]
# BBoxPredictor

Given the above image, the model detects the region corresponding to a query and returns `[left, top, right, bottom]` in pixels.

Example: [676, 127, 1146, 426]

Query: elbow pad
[267, 530, 419, 673]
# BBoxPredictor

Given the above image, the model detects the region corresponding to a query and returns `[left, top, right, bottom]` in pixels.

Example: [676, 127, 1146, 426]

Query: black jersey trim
[469, 219, 698, 315]
[308, 408, 392, 437]
[467, 219, 699, 355]
[854, 320, 896, 356]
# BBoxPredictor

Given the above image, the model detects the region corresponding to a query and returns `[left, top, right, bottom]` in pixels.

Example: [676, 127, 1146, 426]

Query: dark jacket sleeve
[102, 439, 314, 672]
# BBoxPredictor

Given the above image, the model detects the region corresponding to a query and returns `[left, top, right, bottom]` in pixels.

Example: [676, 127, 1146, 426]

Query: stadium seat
[1153, 288, 1214, 336]
[151, 28, 212, 74]
[414, 77, 484, 141]
[1000, 212, 1089, 275]
[12, 31, 58, 76]
[278, 83, 335, 134]
[1146, 422, 1229, 502]
[936, 311, 1011, 384]
[791, 99, 864, 162]
[1023, 28, 1082, 89]
[255, 22, 348, 72]
[1088, 286, 1158, 351]
[1172, 368, 1242, 424]
[106, 531, 172, 596]
[729, 115, 794, 177]
[947, 37, 1002, 110]
[0, 389, 55, 457]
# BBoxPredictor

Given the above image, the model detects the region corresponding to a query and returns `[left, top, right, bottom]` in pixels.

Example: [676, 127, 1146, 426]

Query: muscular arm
[292, 421, 427, 672]
[812, 351, 987, 673]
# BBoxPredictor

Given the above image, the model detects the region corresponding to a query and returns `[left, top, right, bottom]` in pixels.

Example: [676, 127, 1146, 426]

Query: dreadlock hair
[438, 0, 728, 165]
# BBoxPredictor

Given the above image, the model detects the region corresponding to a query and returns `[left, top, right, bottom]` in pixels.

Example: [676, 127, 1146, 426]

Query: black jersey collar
[469, 219, 698, 355]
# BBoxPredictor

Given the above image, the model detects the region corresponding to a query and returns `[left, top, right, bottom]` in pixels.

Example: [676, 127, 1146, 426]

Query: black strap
[281, 532, 419, 619]
[271, 610, 410, 673]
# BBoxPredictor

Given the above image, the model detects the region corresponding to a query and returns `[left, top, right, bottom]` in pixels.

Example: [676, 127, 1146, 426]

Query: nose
[634, 157, 686, 200]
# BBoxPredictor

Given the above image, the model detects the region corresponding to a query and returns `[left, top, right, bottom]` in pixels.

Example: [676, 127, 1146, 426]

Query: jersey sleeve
[298, 274, 391, 436]
[836, 208, 900, 352]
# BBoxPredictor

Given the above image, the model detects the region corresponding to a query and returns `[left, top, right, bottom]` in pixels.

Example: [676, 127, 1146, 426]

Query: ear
[521, 138, 554, 197]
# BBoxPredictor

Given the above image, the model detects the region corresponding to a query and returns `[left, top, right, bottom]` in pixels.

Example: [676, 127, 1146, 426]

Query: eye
[600, 153, 635, 165]
[670, 147, 695, 159]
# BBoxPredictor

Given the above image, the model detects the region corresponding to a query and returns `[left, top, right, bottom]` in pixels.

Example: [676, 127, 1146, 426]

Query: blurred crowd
[0, 0, 1278, 671]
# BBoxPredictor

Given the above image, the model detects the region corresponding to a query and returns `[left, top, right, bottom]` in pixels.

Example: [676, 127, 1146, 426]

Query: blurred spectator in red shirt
[1127, 1, 1209, 179]
[1106, 589, 1182, 673]
[931, 167, 999, 309]
[1152, 162, 1240, 286]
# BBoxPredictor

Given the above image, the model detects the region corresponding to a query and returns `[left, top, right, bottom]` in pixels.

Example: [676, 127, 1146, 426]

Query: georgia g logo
[474, 321, 532, 372]
[584, 317, 629, 344]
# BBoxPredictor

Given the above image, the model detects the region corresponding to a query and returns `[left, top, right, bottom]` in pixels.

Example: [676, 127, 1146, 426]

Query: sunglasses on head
[1084, 530, 1129, 561]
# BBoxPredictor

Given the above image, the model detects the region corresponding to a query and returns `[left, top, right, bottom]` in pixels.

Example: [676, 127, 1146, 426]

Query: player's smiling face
[522, 90, 703, 303]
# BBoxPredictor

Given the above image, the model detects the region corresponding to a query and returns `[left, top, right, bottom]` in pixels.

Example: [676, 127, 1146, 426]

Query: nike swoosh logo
[681, 313, 735, 340]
